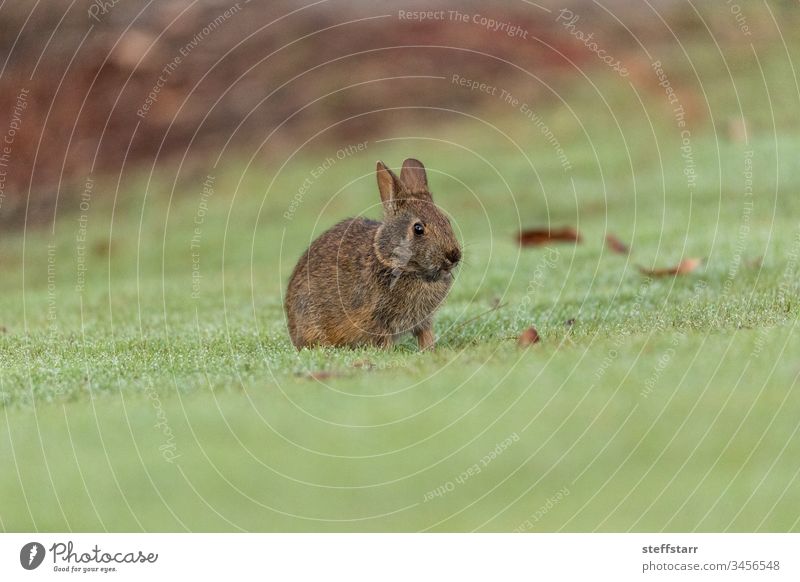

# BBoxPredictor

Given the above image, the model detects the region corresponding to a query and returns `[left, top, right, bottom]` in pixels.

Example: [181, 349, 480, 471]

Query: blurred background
[1, 0, 797, 225]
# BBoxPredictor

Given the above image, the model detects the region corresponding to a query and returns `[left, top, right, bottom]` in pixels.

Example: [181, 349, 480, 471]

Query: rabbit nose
[446, 249, 461, 265]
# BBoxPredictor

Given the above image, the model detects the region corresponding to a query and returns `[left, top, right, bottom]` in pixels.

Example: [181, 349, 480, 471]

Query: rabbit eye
[413, 222, 425, 236]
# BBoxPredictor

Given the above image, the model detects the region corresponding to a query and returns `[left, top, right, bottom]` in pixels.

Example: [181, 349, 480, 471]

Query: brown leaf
[92, 238, 112, 257]
[517, 326, 541, 347]
[605, 233, 629, 255]
[637, 258, 702, 277]
[351, 359, 374, 369]
[746, 256, 763, 269]
[518, 227, 581, 246]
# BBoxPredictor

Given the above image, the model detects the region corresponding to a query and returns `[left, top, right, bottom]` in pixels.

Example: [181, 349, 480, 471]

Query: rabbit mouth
[423, 267, 453, 283]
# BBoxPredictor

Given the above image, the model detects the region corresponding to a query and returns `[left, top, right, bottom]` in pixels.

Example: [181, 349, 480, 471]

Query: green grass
[2, 41, 800, 531]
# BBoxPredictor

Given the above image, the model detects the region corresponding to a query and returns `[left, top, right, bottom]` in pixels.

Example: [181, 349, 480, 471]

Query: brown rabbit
[285, 158, 461, 350]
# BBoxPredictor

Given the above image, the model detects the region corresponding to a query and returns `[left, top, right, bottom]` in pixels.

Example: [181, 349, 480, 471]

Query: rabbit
[285, 158, 461, 350]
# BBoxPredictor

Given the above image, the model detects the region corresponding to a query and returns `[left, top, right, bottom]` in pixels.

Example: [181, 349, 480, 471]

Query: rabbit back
[285, 217, 386, 348]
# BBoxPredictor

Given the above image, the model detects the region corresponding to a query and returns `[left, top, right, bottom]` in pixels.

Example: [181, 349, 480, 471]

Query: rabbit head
[374, 158, 461, 283]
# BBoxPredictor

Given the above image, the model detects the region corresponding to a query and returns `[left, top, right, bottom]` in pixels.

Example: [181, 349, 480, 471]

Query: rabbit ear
[400, 158, 428, 194]
[376, 161, 402, 211]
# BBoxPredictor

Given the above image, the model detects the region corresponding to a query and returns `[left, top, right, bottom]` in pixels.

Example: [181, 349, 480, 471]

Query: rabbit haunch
[285, 158, 461, 350]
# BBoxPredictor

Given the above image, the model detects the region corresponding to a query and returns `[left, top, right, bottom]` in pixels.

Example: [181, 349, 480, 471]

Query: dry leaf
[518, 227, 581, 246]
[746, 256, 763, 269]
[605, 233, 629, 255]
[517, 326, 541, 347]
[92, 238, 112, 257]
[351, 359, 374, 369]
[637, 258, 702, 277]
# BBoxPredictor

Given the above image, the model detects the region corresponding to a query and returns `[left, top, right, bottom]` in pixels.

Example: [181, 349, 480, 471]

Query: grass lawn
[1, 42, 799, 531]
